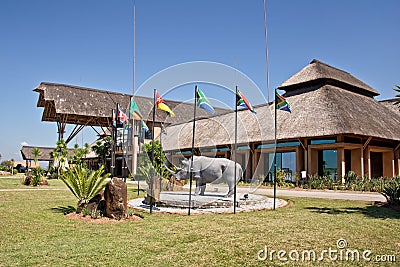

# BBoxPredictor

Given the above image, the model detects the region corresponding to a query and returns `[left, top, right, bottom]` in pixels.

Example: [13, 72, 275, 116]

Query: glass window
[318, 149, 337, 179]
[268, 151, 297, 182]
[311, 139, 336, 145]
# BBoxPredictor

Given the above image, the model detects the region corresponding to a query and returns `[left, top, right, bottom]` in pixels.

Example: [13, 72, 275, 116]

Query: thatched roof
[278, 59, 379, 98]
[379, 98, 399, 114]
[277, 85, 400, 141]
[162, 106, 274, 151]
[163, 60, 400, 151]
[34, 82, 228, 127]
[20, 146, 75, 161]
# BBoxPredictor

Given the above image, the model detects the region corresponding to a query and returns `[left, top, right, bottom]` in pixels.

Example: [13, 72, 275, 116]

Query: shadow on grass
[51, 205, 76, 215]
[305, 204, 400, 219]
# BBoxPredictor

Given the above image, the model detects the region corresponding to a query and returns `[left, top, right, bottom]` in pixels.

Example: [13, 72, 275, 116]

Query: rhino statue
[166, 156, 243, 197]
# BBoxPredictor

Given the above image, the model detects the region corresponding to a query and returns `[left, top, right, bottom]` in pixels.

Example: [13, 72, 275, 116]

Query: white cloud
[20, 141, 29, 146]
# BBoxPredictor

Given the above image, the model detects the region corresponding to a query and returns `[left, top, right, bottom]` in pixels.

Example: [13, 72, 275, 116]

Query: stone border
[128, 193, 288, 214]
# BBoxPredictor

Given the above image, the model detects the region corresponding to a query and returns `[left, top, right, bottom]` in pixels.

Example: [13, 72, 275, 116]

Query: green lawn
[0, 177, 399, 266]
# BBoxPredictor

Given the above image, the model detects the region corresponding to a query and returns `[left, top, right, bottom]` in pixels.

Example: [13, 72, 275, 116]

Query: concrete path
[240, 187, 386, 202]
[160, 181, 387, 202]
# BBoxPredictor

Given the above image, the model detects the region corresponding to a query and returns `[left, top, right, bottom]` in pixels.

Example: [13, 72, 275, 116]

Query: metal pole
[234, 86, 238, 214]
[133, 0, 136, 95]
[273, 89, 277, 210]
[137, 121, 141, 196]
[188, 86, 198, 215]
[150, 89, 156, 213]
[263, 0, 270, 103]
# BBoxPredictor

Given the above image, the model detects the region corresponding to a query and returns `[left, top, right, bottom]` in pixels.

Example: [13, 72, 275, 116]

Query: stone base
[157, 192, 265, 209]
[128, 191, 287, 214]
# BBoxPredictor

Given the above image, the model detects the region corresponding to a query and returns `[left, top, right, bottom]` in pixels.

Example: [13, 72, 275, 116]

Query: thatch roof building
[20, 146, 75, 161]
[32, 60, 400, 181]
[163, 60, 400, 181]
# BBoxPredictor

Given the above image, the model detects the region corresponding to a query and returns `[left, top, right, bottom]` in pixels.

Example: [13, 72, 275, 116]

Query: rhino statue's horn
[164, 164, 179, 176]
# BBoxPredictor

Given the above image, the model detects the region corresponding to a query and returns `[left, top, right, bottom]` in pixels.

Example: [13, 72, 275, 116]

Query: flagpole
[133, 0, 136, 95]
[150, 89, 156, 213]
[273, 89, 277, 210]
[137, 121, 141, 196]
[234, 86, 238, 214]
[122, 115, 126, 181]
[188, 86, 198, 216]
[159, 125, 162, 197]
[111, 108, 116, 178]
[263, 0, 270, 103]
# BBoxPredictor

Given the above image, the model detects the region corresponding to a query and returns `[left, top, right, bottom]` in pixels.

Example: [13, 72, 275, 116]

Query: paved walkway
[240, 187, 386, 202]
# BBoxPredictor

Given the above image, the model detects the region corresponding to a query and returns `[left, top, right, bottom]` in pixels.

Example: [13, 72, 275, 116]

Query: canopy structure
[34, 82, 228, 143]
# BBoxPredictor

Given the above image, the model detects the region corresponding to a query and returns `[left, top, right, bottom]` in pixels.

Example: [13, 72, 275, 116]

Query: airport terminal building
[33, 60, 400, 181]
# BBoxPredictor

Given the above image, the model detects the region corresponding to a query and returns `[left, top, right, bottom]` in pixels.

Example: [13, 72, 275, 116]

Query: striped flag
[276, 92, 291, 113]
[141, 120, 149, 132]
[236, 90, 256, 114]
[156, 90, 175, 117]
[130, 97, 143, 120]
[117, 104, 129, 123]
[196, 86, 215, 114]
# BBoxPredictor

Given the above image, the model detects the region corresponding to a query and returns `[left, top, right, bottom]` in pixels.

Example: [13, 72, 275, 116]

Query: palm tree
[394, 85, 400, 107]
[32, 147, 41, 167]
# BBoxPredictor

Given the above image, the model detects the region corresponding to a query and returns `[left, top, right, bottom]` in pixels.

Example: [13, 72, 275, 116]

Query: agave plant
[380, 177, 400, 205]
[60, 164, 110, 211]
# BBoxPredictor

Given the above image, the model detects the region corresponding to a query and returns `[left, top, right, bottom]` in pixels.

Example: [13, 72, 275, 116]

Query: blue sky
[0, 0, 399, 162]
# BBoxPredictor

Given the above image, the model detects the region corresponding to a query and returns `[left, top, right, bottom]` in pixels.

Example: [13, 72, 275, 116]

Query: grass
[0, 177, 399, 266]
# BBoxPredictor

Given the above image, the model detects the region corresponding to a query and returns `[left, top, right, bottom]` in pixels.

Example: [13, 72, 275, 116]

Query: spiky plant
[60, 164, 110, 211]
[394, 85, 400, 106]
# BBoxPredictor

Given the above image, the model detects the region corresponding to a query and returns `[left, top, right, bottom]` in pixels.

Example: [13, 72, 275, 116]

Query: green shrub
[308, 174, 337, 189]
[381, 177, 400, 205]
[60, 164, 110, 212]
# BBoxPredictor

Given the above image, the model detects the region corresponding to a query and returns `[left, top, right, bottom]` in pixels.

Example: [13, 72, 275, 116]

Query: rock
[104, 178, 128, 219]
[83, 190, 106, 215]
[23, 175, 32, 186]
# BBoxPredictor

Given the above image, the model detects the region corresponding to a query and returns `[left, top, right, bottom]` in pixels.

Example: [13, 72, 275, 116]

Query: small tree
[51, 139, 69, 177]
[91, 136, 112, 172]
[71, 143, 90, 166]
[142, 140, 169, 179]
